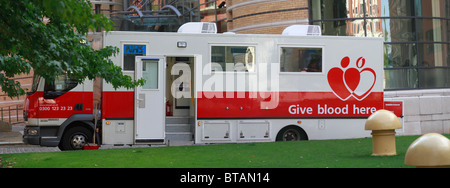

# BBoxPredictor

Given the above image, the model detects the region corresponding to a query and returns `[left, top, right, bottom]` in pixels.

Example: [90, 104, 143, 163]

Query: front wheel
[276, 126, 308, 141]
[59, 126, 93, 151]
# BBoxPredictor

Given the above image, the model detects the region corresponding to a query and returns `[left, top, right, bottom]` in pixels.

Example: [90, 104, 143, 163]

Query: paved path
[1, 124, 193, 154]
[0, 145, 60, 154]
[0, 142, 193, 154]
[0, 124, 61, 154]
[0, 125, 60, 154]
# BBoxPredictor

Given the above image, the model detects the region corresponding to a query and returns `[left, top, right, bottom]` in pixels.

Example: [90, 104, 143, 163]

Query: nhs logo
[124, 45, 146, 55]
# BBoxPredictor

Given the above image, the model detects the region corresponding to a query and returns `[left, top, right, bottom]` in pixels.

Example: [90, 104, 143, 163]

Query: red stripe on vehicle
[197, 91, 383, 118]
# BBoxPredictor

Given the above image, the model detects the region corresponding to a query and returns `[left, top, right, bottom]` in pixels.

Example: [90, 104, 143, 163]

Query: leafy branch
[0, 0, 143, 98]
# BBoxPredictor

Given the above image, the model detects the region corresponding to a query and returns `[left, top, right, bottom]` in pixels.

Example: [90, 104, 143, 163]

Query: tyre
[276, 126, 308, 141]
[58, 126, 93, 151]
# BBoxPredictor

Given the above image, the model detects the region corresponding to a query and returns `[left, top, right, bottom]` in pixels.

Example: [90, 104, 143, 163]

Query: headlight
[25, 127, 38, 135]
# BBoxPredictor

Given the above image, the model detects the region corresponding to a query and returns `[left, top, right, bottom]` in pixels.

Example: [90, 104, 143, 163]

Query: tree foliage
[0, 0, 143, 98]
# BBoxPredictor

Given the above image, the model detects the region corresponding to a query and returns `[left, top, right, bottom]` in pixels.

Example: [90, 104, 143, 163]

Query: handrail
[0, 104, 24, 125]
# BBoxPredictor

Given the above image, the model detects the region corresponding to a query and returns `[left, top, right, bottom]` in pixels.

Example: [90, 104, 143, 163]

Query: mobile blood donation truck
[23, 23, 398, 150]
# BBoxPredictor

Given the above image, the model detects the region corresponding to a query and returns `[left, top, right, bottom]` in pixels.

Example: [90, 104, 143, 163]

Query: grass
[1, 135, 445, 168]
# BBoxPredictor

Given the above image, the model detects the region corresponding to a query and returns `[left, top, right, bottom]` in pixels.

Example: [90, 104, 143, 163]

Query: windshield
[30, 73, 40, 94]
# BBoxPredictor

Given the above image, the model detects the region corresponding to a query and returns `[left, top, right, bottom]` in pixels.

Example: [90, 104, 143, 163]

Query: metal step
[165, 116, 191, 124]
[165, 132, 193, 142]
[165, 116, 194, 142]
[166, 123, 191, 132]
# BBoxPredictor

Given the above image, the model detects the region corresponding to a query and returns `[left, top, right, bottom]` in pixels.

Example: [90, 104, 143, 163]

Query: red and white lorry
[23, 23, 400, 150]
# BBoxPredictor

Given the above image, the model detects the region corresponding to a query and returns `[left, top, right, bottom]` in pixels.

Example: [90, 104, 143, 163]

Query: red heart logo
[327, 67, 352, 101]
[328, 57, 376, 101]
[344, 68, 360, 92]
[352, 68, 376, 100]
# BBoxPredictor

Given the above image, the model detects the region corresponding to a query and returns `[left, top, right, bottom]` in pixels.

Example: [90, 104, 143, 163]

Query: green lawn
[2, 135, 443, 168]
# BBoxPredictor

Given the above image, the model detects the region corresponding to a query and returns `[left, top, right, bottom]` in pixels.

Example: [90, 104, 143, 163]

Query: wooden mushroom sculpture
[405, 133, 450, 168]
[365, 110, 402, 156]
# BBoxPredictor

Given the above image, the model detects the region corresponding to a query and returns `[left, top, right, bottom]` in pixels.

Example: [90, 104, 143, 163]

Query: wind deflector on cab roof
[177, 22, 217, 34]
[282, 25, 322, 36]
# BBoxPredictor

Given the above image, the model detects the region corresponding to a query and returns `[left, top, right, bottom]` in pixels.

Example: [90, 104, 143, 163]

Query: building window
[310, 0, 450, 90]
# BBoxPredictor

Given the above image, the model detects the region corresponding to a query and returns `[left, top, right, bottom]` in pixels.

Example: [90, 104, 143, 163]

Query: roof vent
[177, 22, 217, 34]
[282, 25, 322, 36]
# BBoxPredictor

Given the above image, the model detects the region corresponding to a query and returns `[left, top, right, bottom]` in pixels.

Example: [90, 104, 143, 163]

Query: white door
[135, 56, 165, 143]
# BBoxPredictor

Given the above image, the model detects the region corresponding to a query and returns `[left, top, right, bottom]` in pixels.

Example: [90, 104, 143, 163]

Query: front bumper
[23, 126, 40, 145]
[23, 126, 60, 147]
[23, 135, 40, 145]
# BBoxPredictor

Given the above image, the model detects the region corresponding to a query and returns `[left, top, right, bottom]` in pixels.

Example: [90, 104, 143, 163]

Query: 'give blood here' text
[289, 104, 377, 116]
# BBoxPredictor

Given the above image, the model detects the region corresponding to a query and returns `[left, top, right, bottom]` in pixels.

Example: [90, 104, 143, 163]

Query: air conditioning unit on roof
[282, 25, 322, 36]
[177, 22, 217, 34]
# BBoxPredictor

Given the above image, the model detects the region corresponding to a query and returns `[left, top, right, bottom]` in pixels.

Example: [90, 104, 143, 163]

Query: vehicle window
[30, 74, 40, 94]
[211, 46, 255, 72]
[280, 47, 322, 73]
[44, 74, 78, 99]
[142, 60, 159, 89]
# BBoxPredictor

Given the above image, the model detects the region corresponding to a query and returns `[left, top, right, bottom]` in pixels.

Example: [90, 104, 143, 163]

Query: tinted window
[280, 47, 323, 73]
[211, 46, 255, 72]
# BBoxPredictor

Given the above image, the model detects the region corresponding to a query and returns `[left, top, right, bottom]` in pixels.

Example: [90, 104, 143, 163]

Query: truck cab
[23, 74, 95, 150]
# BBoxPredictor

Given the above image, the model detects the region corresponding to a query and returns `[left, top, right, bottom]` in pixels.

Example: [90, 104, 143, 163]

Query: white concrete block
[393, 90, 419, 97]
[420, 89, 445, 96]
[420, 120, 443, 134]
[443, 96, 450, 113]
[383, 91, 397, 98]
[419, 96, 442, 115]
[420, 115, 432, 121]
[404, 115, 421, 122]
[398, 97, 420, 116]
[443, 89, 450, 96]
[432, 113, 450, 121]
[443, 120, 450, 134]
[402, 121, 421, 136]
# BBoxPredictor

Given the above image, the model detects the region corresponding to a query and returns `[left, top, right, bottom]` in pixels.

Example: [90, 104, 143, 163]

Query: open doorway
[166, 57, 195, 117]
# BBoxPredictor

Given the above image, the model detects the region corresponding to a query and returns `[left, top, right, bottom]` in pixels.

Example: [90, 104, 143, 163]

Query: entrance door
[167, 57, 194, 116]
[135, 56, 165, 143]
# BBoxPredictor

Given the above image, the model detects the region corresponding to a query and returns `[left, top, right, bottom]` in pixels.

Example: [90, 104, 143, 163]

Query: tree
[0, 0, 144, 98]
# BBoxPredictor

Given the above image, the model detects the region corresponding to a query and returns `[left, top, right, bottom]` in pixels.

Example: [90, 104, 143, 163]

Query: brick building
[200, 0, 228, 33]
[225, 0, 309, 34]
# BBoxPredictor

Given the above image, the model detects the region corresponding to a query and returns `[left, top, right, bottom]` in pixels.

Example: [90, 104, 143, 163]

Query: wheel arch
[57, 114, 95, 140]
[276, 125, 309, 141]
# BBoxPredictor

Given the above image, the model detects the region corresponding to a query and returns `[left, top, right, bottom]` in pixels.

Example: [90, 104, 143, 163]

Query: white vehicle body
[100, 30, 385, 145]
